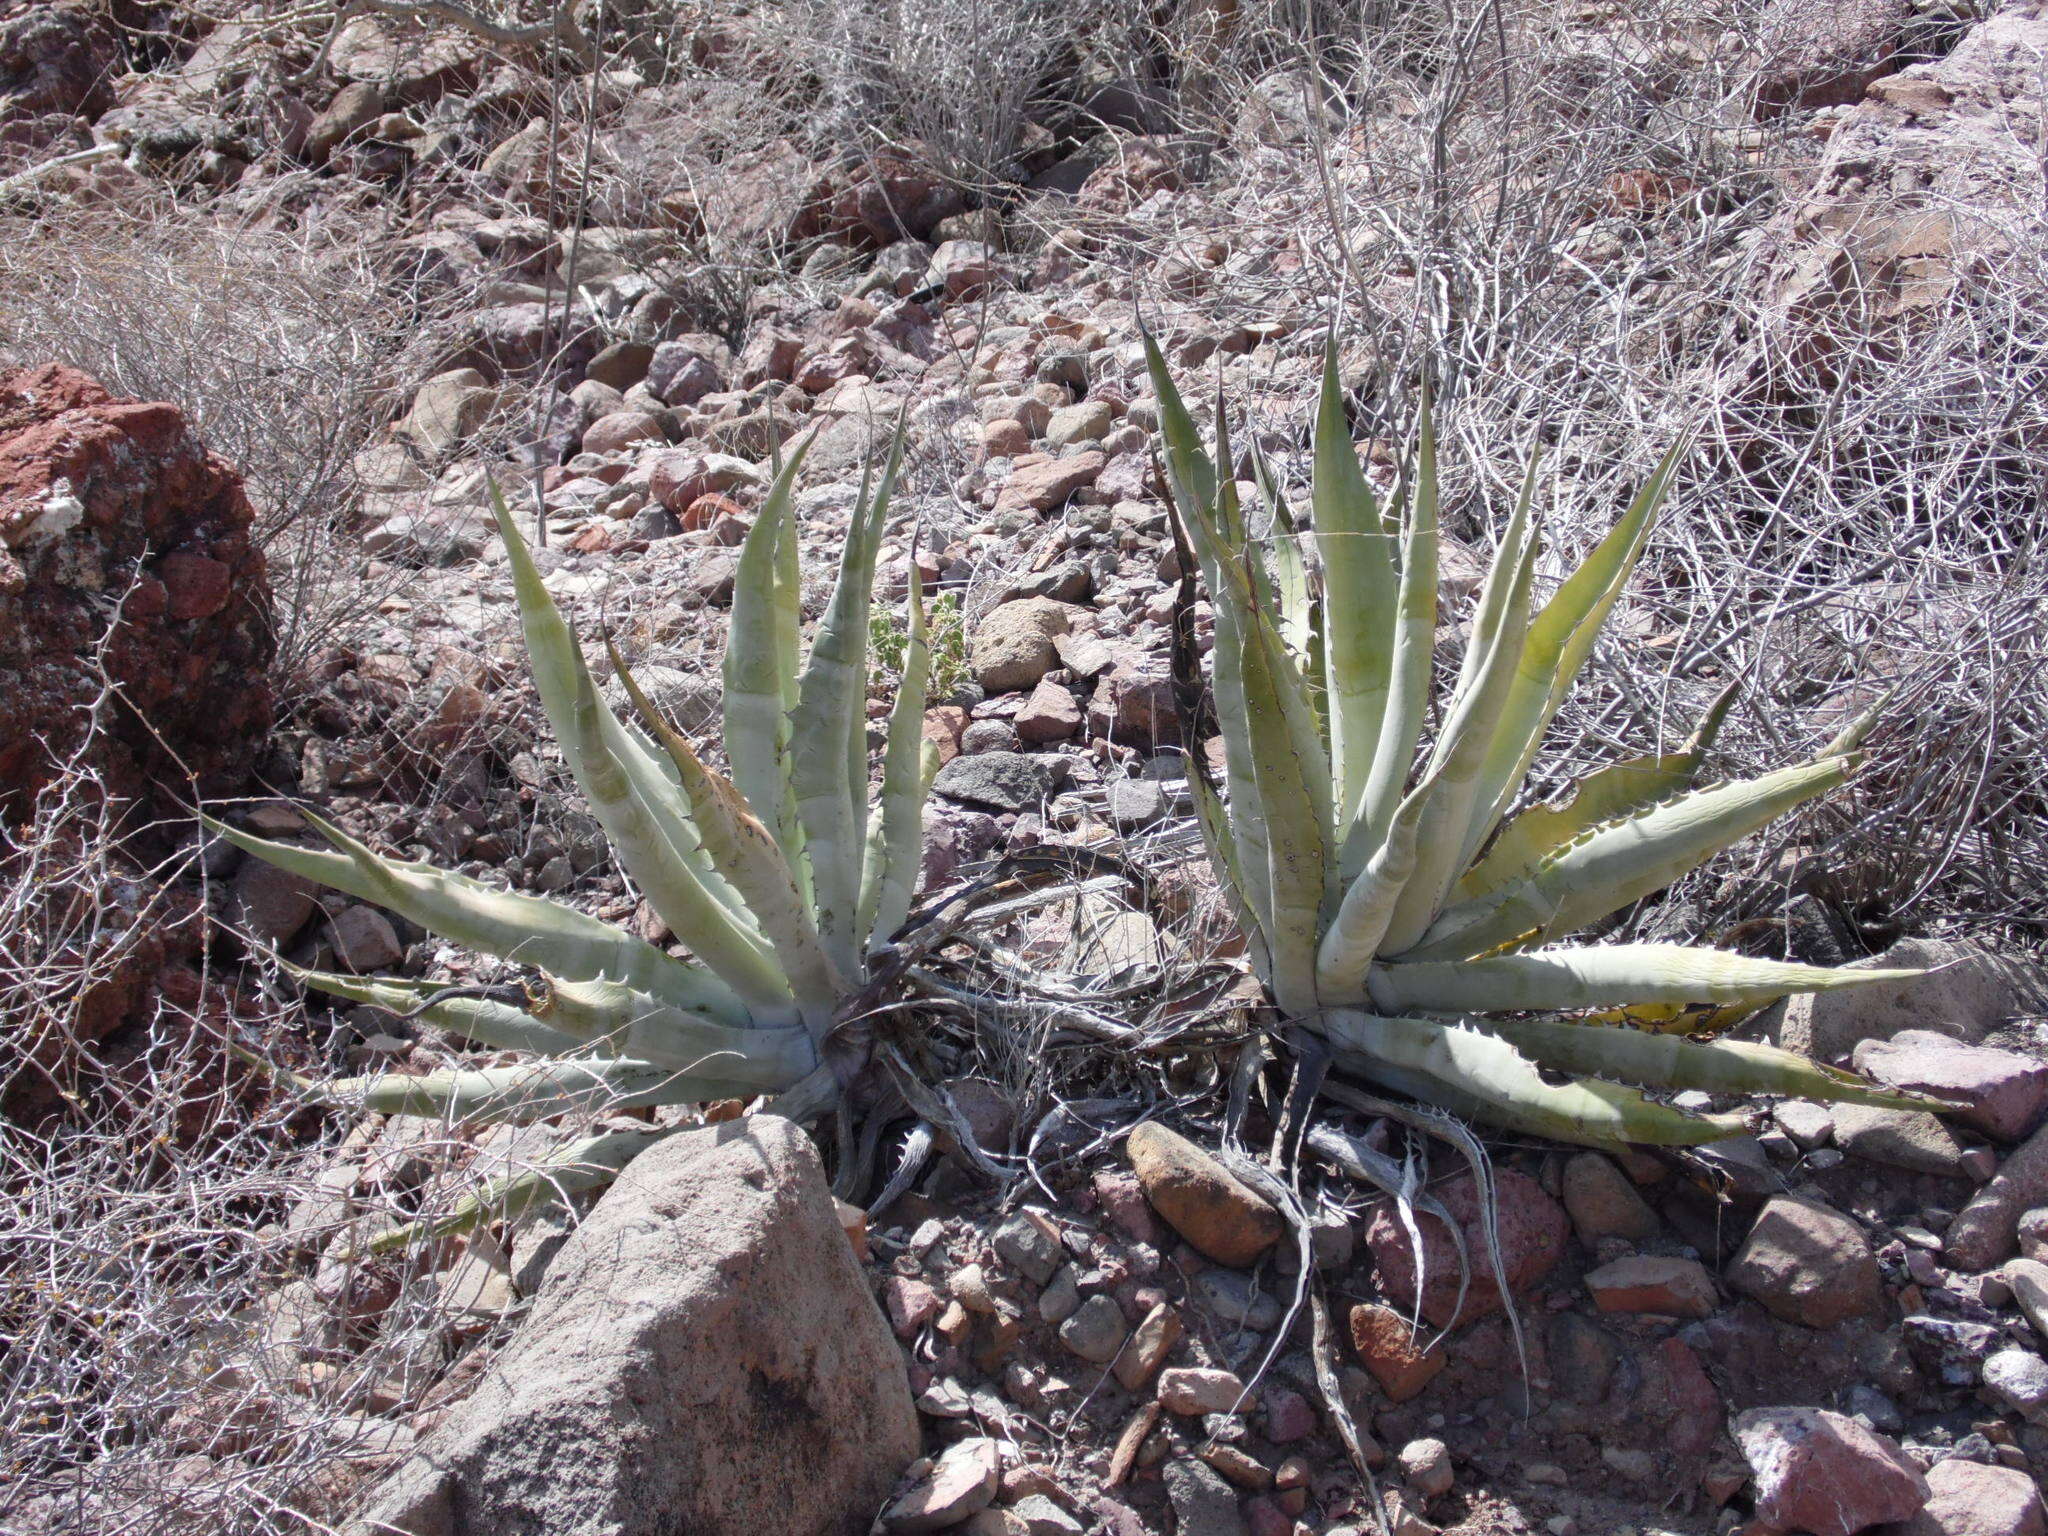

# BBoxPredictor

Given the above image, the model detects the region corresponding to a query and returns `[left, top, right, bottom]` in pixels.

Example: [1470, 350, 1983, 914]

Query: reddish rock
[1855, 1030, 2048, 1142]
[882, 1275, 941, 1339]
[983, 419, 1031, 458]
[1091, 1168, 1159, 1245]
[920, 706, 967, 766]
[792, 150, 964, 249]
[1948, 1119, 2048, 1271]
[1585, 1255, 1719, 1319]
[1263, 1388, 1317, 1444]
[1654, 1337, 1723, 1460]
[995, 452, 1105, 514]
[1349, 1302, 1447, 1403]
[1729, 1194, 1887, 1323]
[680, 492, 745, 534]
[1893, 1457, 2048, 1536]
[581, 409, 664, 456]
[1126, 1120, 1283, 1268]
[1087, 651, 1181, 745]
[1364, 1170, 1568, 1328]
[1015, 679, 1083, 743]
[0, 363, 273, 818]
[1754, 0, 1907, 116]
[1732, 1407, 1928, 1536]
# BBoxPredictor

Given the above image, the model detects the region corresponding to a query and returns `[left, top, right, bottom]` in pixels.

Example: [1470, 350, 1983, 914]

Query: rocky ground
[5, 0, 2048, 1532]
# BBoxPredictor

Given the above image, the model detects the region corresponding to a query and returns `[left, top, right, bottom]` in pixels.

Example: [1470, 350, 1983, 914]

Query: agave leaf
[725, 436, 814, 888]
[1315, 767, 1438, 1003]
[525, 976, 817, 1079]
[1233, 590, 1331, 1015]
[1141, 328, 1221, 556]
[791, 424, 903, 976]
[1451, 682, 1737, 905]
[1147, 350, 1271, 947]
[1401, 755, 1856, 962]
[293, 968, 580, 1055]
[1376, 503, 1540, 953]
[317, 1054, 796, 1122]
[1215, 408, 1336, 893]
[1312, 340, 1399, 835]
[1460, 440, 1686, 862]
[1344, 382, 1438, 879]
[1252, 438, 1319, 680]
[611, 642, 842, 1031]
[208, 813, 748, 1022]
[1187, 758, 1273, 982]
[491, 487, 794, 1020]
[1479, 1014, 1934, 1110]
[1318, 1010, 1747, 1148]
[1369, 944, 1926, 1014]
[364, 1126, 678, 1255]
[1434, 449, 1542, 738]
[859, 562, 933, 956]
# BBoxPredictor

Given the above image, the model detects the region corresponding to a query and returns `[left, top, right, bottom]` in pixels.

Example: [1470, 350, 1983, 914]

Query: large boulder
[0, 363, 274, 820]
[349, 1116, 919, 1536]
[1775, 937, 2048, 1062]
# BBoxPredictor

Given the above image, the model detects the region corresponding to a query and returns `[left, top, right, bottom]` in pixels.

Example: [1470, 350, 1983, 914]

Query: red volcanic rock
[1365, 1169, 1570, 1328]
[0, 363, 274, 820]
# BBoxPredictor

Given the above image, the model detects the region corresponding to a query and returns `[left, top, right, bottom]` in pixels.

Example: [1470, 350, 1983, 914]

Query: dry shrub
[0, 199, 458, 685]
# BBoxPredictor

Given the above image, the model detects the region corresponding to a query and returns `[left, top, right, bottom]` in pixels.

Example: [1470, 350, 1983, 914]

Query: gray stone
[1904, 1314, 2002, 1386]
[993, 1211, 1064, 1286]
[1982, 1348, 2048, 1425]
[1774, 1100, 1836, 1150]
[346, 1117, 918, 1536]
[971, 597, 1081, 693]
[1546, 1312, 1620, 1404]
[1561, 1151, 1660, 1244]
[397, 369, 498, 456]
[1193, 1268, 1282, 1332]
[1058, 1294, 1130, 1364]
[1399, 1438, 1454, 1497]
[1010, 1494, 1086, 1536]
[932, 750, 1069, 812]
[1777, 938, 2048, 1061]
[327, 905, 403, 972]
[1045, 400, 1114, 450]
[2005, 1257, 2048, 1346]
[1949, 1120, 2048, 1270]
[1163, 1457, 1248, 1536]
[886, 1437, 1001, 1533]
[1833, 1102, 1970, 1176]
[1037, 1265, 1081, 1325]
[1106, 777, 1169, 830]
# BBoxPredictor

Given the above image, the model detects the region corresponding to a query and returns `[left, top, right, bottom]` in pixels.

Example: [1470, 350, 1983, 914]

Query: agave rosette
[213, 429, 935, 1236]
[1145, 333, 1926, 1148]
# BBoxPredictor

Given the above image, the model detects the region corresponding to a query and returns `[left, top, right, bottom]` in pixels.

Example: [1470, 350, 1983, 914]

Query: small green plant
[212, 431, 935, 1240]
[1146, 334, 1928, 1148]
[873, 587, 969, 701]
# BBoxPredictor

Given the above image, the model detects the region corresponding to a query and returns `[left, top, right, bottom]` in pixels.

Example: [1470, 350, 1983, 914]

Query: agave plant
[210, 432, 935, 1236]
[1145, 335, 1928, 1148]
